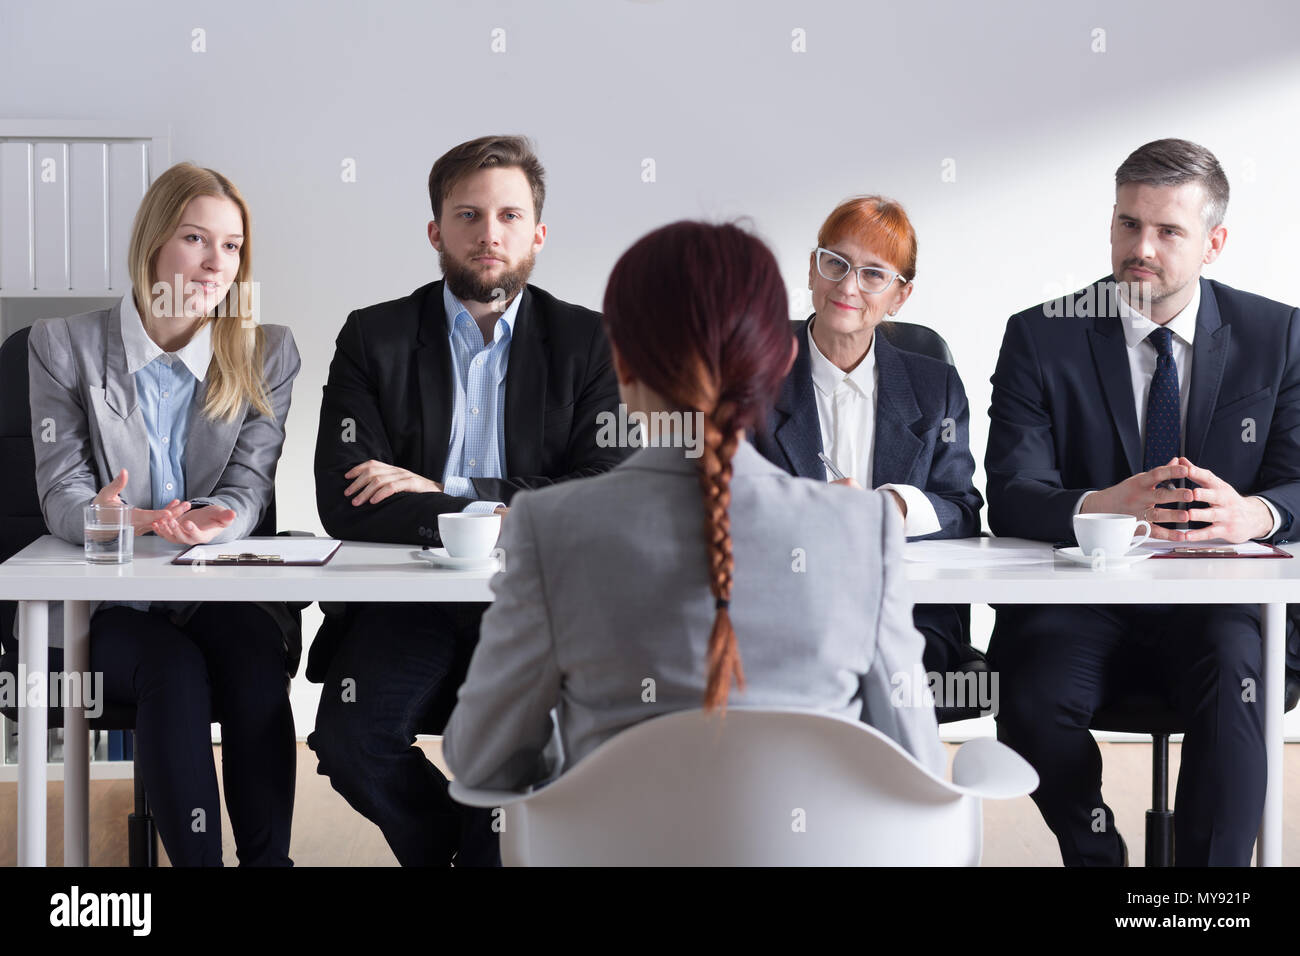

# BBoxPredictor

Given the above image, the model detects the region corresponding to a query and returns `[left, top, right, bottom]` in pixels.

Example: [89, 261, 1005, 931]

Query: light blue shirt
[108, 295, 212, 613]
[440, 282, 520, 513]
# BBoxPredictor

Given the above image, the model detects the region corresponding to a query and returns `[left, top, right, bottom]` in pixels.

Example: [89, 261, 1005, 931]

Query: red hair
[817, 195, 918, 281]
[602, 221, 794, 711]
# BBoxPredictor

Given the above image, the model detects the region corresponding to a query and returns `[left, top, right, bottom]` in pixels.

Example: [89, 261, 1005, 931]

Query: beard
[1119, 258, 1190, 305]
[440, 247, 536, 307]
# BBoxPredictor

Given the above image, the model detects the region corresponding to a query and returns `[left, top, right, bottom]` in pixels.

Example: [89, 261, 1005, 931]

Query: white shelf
[0, 762, 134, 783]
[0, 288, 122, 297]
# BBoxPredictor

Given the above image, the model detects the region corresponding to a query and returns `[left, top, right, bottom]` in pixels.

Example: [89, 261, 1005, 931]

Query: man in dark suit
[308, 135, 626, 866]
[986, 138, 1300, 866]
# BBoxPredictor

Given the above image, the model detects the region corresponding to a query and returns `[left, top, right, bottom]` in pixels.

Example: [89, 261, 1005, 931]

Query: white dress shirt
[807, 323, 941, 537]
[1074, 282, 1279, 536]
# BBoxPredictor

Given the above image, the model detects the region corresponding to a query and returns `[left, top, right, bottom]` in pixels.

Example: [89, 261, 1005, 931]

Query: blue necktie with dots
[1143, 327, 1180, 472]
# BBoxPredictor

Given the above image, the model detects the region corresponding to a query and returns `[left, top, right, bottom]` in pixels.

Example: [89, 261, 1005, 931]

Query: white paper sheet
[1141, 539, 1276, 556]
[903, 539, 1051, 566]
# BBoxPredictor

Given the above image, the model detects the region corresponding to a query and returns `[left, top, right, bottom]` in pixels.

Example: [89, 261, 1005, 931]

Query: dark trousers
[914, 603, 970, 676]
[989, 603, 1266, 866]
[308, 602, 501, 867]
[92, 603, 295, 866]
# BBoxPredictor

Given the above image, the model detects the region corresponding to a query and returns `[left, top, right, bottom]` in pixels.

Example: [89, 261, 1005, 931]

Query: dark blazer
[986, 276, 1300, 671]
[308, 279, 627, 679]
[754, 317, 983, 670]
[986, 276, 1300, 542]
[755, 318, 983, 539]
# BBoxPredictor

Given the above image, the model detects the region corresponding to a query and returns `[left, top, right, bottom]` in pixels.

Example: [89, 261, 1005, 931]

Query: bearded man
[308, 135, 625, 866]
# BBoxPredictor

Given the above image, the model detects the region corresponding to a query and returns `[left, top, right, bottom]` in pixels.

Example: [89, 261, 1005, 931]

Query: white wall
[4, 0, 1300, 739]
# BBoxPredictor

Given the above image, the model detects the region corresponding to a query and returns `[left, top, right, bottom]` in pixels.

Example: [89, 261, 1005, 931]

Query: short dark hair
[1114, 138, 1229, 232]
[427, 135, 546, 223]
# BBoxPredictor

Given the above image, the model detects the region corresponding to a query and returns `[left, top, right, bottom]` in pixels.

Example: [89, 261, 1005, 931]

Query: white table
[0, 535, 495, 867]
[0, 534, 1293, 866]
[903, 535, 1296, 867]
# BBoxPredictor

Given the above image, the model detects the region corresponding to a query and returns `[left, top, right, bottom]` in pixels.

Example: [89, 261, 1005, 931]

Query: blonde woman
[27, 163, 301, 865]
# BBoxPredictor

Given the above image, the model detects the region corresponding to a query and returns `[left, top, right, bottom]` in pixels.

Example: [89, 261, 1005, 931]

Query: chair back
[488, 708, 985, 866]
[879, 319, 956, 365]
[0, 327, 49, 649]
[795, 317, 957, 366]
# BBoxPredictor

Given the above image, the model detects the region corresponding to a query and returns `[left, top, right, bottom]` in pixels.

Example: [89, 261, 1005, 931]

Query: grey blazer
[26, 301, 303, 668]
[443, 439, 947, 791]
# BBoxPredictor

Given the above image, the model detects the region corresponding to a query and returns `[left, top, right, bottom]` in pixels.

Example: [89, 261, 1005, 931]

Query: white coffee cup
[1073, 513, 1152, 559]
[438, 513, 502, 558]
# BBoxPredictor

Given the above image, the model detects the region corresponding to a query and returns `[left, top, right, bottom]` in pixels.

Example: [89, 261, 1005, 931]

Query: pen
[818, 452, 846, 481]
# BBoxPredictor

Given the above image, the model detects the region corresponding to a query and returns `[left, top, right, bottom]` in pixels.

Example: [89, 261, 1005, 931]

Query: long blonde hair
[127, 162, 271, 422]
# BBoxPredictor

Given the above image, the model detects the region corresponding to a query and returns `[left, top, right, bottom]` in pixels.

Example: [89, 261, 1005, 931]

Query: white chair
[449, 707, 1038, 866]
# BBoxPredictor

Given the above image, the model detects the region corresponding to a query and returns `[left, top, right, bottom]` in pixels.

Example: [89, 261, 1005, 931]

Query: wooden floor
[1, 740, 1297, 866]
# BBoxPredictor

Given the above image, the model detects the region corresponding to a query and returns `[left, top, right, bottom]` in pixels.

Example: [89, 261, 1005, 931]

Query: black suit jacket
[754, 318, 984, 666]
[986, 275, 1300, 668]
[308, 279, 627, 679]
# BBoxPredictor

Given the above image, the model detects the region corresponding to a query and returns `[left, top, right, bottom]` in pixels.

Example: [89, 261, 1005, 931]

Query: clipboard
[1053, 540, 1292, 559]
[1149, 542, 1292, 559]
[171, 537, 342, 566]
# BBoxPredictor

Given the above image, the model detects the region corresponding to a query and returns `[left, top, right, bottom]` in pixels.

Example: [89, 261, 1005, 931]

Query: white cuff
[1073, 490, 1097, 517]
[463, 499, 504, 515]
[1252, 495, 1282, 540]
[876, 483, 941, 538]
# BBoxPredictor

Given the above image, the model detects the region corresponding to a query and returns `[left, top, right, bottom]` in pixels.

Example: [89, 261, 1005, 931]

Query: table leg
[17, 601, 48, 867]
[63, 600, 90, 867]
[1258, 602, 1284, 867]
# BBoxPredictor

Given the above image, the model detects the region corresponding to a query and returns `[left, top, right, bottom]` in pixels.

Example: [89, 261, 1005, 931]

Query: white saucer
[414, 548, 499, 571]
[1057, 547, 1155, 568]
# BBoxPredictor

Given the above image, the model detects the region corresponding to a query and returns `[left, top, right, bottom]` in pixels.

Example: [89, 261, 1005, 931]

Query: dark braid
[698, 401, 744, 711]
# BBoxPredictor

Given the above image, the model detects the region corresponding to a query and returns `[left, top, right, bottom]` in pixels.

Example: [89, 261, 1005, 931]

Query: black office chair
[878, 319, 956, 365]
[0, 324, 288, 865]
[1091, 669, 1300, 867]
[863, 320, 989, 723]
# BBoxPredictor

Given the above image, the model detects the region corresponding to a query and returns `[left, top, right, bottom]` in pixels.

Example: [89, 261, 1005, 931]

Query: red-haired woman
[754, 196, 983, 682]
[442, 220, 945, 791]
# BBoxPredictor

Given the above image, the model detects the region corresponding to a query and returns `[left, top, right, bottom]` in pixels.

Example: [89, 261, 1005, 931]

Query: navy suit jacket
[986, 276, 1300, 543]
[987, 276, 1300, 673]
[755, 318, 983, 539]
[754, 318, 984, 668]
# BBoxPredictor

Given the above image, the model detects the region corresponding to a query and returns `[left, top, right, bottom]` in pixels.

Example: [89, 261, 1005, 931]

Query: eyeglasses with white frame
[814, 247, 909, 295]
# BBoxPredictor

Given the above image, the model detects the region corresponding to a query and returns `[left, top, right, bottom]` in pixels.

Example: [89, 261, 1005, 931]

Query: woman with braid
[443, 221, 946, 792]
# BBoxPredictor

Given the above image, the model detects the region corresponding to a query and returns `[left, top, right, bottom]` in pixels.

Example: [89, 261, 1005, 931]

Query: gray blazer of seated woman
[27, 163, 301, 866]
[443, 220, 946, 792]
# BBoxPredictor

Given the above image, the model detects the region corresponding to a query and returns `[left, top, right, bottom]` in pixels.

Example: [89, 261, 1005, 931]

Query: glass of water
[84, 503, 134, 565]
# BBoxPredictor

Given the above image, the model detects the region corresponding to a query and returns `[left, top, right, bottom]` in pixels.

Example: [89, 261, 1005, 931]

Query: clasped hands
[1079, 456, 1274, 544]
[94, 469, 236, 545]
[344, 461, 508, 515]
